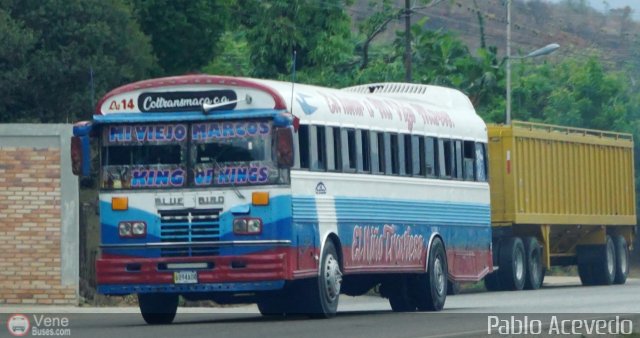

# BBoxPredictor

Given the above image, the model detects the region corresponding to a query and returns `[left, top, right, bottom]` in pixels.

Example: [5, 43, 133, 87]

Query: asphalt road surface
[2, 277, 640, 338]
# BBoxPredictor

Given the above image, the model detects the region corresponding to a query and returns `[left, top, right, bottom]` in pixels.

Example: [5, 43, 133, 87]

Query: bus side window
[403, 134, 413, 176]
[358, 129, 371, 173]
[310, 125, 326, 171]
[412, 135, 422, 176]
[371, 131, 384, 175]
[425, 137, 437, 177]
[383, 133, 392, 175]
[390, 133, 399, 175]
[454, 140, 463, 180]
[440, 139, 452, 179]
[475, 142, 488, 182]
[343, 128, 357, 172]
[297, 124, 310, 169]
[463, 140, 475, 181]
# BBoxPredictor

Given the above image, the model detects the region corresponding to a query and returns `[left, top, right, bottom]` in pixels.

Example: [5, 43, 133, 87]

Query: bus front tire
[415, 237, 447, 311]
[138, 293, 178, 325]
[306, 240, 342, 318]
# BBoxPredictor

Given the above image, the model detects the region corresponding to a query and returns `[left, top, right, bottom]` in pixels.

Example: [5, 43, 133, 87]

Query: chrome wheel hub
[324, 254, 342, 302]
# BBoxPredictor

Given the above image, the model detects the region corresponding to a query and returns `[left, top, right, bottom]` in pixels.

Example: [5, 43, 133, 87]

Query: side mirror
[71, 122, 93, 177]
[274, 127, 294, 168]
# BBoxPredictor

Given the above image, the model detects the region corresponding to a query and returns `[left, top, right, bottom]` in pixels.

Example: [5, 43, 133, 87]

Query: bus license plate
[173, 271, 198, 284]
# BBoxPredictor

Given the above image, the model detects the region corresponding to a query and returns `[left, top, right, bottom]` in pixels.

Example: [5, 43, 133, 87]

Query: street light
[506, 0, 560, 125]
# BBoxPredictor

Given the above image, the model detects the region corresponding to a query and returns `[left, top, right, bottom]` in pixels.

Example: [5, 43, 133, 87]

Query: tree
[128, 0, 232, 75]
[1, 0, 156, 122]
[246, 0, 355, 82]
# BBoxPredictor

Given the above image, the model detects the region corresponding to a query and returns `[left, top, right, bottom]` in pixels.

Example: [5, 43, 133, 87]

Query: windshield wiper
[206, 149, 245, 200]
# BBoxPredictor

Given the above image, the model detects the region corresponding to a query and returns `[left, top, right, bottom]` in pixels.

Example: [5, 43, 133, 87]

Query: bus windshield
[100, 120, 288, 189]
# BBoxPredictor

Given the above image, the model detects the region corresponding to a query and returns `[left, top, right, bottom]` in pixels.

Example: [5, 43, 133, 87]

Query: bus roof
[94, 75, 487, 141]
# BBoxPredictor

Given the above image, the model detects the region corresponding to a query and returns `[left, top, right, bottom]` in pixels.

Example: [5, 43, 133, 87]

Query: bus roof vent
[342, 83, 430, 95]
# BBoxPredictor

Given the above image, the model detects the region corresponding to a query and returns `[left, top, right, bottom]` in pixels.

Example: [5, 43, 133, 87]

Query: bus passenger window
[404, 135, 413, 176]
[415, 136, 425, 176]
[327, 127, 342, 171]
[454, 140, 463, 180]
[346, 129, 357, 172]
[441, 139, 452, 178]
[390, 134, 399, 175]
[298, 125, 310, 169]
[359, 130, 371, 173]
[311, 125, 326, 171]
[425, 137, 437, 177]
[463, 140, 475, 181]
[475, 142, 488, 182]
[372, 132, 386, 174]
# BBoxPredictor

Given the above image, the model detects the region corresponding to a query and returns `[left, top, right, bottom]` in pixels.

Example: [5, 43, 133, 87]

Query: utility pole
[404, 0, 412, 83]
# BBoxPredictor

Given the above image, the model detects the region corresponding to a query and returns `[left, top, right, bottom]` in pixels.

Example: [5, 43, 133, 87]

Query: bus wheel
[387, 276, 416, 312]
[499, 237, 526, 290]
[577, 235, 616, 286]
[307, 240, 342, 318]
[138, 293, 178, 325]
[257, 292, 290, 316]
[523, 237, 544, 290]
[415, 237, 447, 311]
[612, 235, 629, 285]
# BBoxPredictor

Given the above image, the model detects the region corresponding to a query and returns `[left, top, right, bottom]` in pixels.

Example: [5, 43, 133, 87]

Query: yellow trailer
[484, 121, 636, 290]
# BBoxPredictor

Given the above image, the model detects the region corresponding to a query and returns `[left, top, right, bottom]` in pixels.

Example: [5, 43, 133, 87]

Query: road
[2, 277, 639, 338]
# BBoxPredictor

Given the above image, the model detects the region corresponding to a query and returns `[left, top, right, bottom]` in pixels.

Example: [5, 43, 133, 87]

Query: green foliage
[246, 0, 355, 80]
[128, 0, 232, 75]
[0, 0, 156, 122]
[201, 32, 252, 77]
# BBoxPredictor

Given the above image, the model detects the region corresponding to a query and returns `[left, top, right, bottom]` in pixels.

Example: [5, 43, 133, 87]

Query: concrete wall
[0, 124, 79, 304]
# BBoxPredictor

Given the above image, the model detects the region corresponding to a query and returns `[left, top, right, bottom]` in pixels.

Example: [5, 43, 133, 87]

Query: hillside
[351, 0, 640, 73]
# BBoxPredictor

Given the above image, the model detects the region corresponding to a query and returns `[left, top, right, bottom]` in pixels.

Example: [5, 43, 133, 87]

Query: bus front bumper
[96, 248, 293, 295]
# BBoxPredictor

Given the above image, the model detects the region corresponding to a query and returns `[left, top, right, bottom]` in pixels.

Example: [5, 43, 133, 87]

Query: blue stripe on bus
[98, 280, 285, 295]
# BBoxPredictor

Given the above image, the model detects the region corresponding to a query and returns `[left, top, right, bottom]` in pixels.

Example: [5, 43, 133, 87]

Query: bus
[71, 75, 492, 324]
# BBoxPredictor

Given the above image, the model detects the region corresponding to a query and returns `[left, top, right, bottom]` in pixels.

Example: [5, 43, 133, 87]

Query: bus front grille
[159, 209, 222, 257]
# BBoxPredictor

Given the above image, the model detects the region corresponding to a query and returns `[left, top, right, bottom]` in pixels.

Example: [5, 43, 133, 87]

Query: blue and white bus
[71, 75, 492, 324]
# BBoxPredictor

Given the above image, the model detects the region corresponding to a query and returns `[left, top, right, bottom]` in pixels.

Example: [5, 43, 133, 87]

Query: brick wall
[0, 125, 78, 305]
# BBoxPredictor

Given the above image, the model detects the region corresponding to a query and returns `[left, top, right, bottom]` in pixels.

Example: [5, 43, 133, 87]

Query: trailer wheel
[306, 240, 342, 318]
[612, 235, 629, 285]
[138, 293, 178, 325]
[415, 237, 447, 311]
[499, 237, 526, 290]
[523, 237, 544, 290]
[577, 235, 616, 286]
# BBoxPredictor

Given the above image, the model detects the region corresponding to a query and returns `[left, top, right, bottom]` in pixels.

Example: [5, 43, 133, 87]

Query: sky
[545, 0, 640, 20]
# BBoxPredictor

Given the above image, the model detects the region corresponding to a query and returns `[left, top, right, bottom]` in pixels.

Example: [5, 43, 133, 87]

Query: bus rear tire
[612, 235, 629, 285]
[415, 237, 447, 311]
[138, 293, 178, 325]
[523, 237, 544, 290]
[306, 240, 342, 318]
[387, 276, 416, 312]
[499, 237, 526, 291]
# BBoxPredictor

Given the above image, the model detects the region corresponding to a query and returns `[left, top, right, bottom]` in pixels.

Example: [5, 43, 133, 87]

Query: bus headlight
[132, 222, 146, 236]
[233, 218, 262, 235]
[119, 221, 146, 238]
